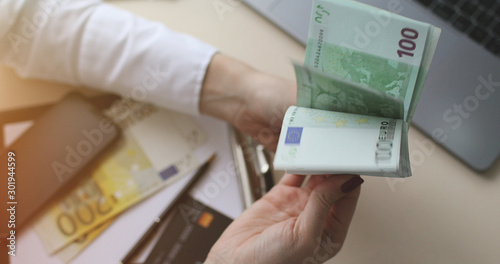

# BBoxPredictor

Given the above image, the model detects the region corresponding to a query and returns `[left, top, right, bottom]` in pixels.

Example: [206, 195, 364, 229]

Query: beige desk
[2, 1, 500, 263]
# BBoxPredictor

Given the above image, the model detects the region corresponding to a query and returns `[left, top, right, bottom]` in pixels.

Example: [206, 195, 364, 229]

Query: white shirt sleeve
[0, 0, 218, 116]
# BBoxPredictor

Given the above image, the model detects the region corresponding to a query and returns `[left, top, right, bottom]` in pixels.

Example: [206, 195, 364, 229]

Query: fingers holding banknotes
[205, 174, 363, 264]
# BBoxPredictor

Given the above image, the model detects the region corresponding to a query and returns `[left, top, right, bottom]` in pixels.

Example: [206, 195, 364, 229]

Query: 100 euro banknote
[34, 101, 206, 254]
[275, 0, 441, 177]
[295, 63, 404, 119]
[274, 106, 411, 177]
[303, 0, 441, 122]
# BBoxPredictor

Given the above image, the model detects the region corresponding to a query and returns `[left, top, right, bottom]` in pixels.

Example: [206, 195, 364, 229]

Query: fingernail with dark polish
[340, 176, 364, 193]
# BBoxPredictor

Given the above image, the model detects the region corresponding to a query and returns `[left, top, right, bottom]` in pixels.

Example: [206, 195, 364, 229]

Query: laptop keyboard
[415, 0, 500, 56]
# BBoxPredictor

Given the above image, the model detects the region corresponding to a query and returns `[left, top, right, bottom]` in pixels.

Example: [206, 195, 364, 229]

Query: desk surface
[2, 1, 500, 263]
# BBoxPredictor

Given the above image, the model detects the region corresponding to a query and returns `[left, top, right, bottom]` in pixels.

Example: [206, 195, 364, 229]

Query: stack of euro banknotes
[274, 0, 441, 177]
[32, 99, 207, 262]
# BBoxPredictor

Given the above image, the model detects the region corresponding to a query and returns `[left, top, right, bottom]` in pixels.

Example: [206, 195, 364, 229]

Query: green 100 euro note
[301, 0, 441, 122]
[274, 0, 440, 177]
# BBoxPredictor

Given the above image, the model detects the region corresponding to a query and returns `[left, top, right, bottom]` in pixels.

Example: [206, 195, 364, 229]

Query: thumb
[296, 175, 363, 242]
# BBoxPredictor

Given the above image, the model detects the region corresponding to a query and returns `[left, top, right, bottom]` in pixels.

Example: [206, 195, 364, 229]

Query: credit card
[144, 196, 232, 264]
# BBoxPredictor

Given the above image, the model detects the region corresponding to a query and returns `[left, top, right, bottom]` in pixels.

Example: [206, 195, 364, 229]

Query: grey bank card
[144, 196, 232, 264]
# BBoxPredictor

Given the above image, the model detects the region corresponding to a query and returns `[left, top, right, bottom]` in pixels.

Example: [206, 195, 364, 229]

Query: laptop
[243, 0, 500, 172]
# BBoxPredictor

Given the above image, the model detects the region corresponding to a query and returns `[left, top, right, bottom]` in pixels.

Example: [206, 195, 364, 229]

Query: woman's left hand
[200, 53, 296, 151]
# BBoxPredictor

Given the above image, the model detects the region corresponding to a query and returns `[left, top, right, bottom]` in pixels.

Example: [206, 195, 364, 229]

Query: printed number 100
[397, 28, 419, 58]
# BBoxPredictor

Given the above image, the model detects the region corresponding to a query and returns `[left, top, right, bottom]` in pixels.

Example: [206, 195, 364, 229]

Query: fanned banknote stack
[274, 0, 441, 177]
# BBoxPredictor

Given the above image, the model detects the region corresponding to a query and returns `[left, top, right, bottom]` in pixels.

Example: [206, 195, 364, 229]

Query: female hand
[205, 174, 363, 264]
[200, 53, 296, 151]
